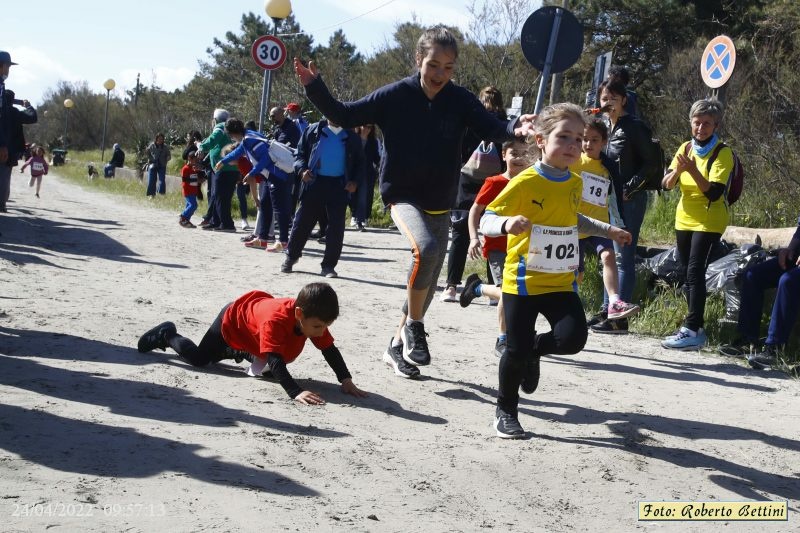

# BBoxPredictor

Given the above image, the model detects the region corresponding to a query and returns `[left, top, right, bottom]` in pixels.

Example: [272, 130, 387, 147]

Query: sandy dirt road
[1, 173, 798, 532]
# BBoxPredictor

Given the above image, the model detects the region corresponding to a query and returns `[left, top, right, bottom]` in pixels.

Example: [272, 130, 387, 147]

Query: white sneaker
[439, 285, 457, 303]
[350, 217, 357, 228]
[240, 219, 251, 230]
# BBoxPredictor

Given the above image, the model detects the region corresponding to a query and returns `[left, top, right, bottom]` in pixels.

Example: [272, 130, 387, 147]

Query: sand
[1, 173, 798, 532]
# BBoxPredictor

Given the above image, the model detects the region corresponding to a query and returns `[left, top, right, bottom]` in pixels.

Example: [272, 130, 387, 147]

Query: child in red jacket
[137, 282, 368, 405]
[179, 152, 204, 228]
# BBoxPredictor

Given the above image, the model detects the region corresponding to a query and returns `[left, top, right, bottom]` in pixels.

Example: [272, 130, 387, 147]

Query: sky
[3, 0, 481, 106]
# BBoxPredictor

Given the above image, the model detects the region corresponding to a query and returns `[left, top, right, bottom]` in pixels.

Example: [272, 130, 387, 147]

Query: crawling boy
[137, 283, 367, 405]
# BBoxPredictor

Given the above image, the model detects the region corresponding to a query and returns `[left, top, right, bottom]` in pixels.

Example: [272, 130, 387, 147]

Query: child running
[573, 115, 640, 325]
[136, 283, 368, 405]
[179, 151, 204, 228]
[293, 26, 535, 378]
[20, 146, 48, 198]
[480, 103, 632, 438]
[458, 139, 533, 359]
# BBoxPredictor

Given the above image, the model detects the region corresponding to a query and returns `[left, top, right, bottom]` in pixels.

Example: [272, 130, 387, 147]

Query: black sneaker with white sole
[382, 338, 420, 378]
[747, 344, 780, 370]
[400, 321, 431, 366]
[494, 408, 525, 439]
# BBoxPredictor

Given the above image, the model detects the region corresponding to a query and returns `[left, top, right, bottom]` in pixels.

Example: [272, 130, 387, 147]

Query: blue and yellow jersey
[486, 163, 583, 295]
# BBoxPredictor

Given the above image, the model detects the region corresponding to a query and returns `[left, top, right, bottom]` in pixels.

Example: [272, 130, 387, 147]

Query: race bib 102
[527, 224, 579, 273]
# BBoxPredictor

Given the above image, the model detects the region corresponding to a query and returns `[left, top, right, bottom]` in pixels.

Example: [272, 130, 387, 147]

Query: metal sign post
[520, 6, 584, 114]
[700, 35, 736, 105]
[253, 32, 288, 132]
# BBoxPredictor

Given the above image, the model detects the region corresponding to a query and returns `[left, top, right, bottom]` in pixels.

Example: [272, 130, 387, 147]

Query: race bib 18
[526, 224, 579, 273]
[581, 171, 610, 207]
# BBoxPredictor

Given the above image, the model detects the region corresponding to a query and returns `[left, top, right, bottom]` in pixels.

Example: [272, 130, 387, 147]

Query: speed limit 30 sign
[251, 35, 287, 70]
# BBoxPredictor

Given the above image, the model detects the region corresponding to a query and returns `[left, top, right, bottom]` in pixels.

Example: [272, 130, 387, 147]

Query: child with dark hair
[179, 151, 204, 228]
[137, 283, 368, 405]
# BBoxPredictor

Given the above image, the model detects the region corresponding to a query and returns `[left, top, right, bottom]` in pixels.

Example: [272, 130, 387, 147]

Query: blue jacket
[272, 118, 301, 148]
[219, 130, 291, 180]
[294, 120, 364, 189]
[304, 73, 517, 211]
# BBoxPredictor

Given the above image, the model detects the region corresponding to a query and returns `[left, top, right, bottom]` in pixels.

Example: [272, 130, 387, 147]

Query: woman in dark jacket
[293, 26, 534, 377]
[591, 79, 652, 334]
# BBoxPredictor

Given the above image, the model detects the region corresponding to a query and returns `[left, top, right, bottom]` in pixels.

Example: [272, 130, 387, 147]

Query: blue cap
[0, 51, 17, 65]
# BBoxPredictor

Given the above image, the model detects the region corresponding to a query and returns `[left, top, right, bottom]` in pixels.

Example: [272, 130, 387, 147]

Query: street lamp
[258, 0, 292, 132]
[63, 98, 74, 149]
[101, 78, 115, 162]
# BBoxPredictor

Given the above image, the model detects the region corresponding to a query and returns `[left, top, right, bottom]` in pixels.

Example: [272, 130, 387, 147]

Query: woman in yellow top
[480, 103, 631, 438]
[660, 99, 734, 350]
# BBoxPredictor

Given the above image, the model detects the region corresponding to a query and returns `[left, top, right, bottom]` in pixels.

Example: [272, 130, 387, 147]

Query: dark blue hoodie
[304, 73, 517, 211]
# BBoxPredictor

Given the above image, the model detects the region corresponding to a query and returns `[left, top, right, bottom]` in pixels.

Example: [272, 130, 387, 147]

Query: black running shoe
[586, 309, 607, 327]
[590, 317, 628, 334]
[400, 321, 431, 366]
[520, 356, 540, 394]
[137, 321, 176, 353]
[494, 408, 525, 439]
[281, 256, 298, 273]
[459, 273, 482, 308]
[382, 338, 420, 378]
[747, 344, 779, 370]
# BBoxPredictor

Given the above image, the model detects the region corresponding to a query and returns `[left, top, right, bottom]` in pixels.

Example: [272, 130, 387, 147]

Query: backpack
[267, 139, 296, 174]
[640, 136, 666, 191]
[460, 141, 503, 185]
[683, 142, 744, 205]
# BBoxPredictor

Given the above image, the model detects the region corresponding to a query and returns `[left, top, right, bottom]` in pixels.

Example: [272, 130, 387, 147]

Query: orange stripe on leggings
[391, 205, 422, 288]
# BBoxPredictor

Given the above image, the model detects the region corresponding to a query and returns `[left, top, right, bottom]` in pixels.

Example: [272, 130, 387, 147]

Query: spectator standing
[660, 99, 733, 350]
[281, 118, 364, 278]
[286, 102, 309, 134]
[145, 133, 171, 197]
[591, 79, 652, 335]
[178, 151, 205, 228]
[0, 52, 37, 213]
[349, 124, 381, 231]
[198, 109, 239, 232]
[441, 86, 506, 302]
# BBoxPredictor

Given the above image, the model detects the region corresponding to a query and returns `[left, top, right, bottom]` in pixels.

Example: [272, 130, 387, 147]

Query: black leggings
[675, 230, 721, 331]
[166, 304, 232, 366]
[498, 291, 587, 415]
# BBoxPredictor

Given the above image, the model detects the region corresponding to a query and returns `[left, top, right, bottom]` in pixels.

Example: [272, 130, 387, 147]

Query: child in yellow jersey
[573, 116, 640, 326]
[660, 98, 734, 350]
[480, 103, 632, 439]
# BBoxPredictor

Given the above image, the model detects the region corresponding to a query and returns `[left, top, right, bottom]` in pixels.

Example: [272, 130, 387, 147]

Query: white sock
[406, 318, 423, 326]
[609, 295, 620, 305]
[392, 337, 402, 348]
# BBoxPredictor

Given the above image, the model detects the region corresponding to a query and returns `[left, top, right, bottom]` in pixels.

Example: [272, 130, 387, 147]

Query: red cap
[286, 102, 301, 112]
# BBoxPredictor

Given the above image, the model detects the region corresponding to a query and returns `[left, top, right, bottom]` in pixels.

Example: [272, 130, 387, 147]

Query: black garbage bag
[706, 243, 768, 321]
[642, 240, 736, 287]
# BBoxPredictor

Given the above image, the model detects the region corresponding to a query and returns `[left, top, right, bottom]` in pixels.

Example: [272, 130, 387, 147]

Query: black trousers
[675, 229, 721, 331]
[166, 305, 232, 366]
[445, 217, 470, 287]
[498, 291, 587, 415]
